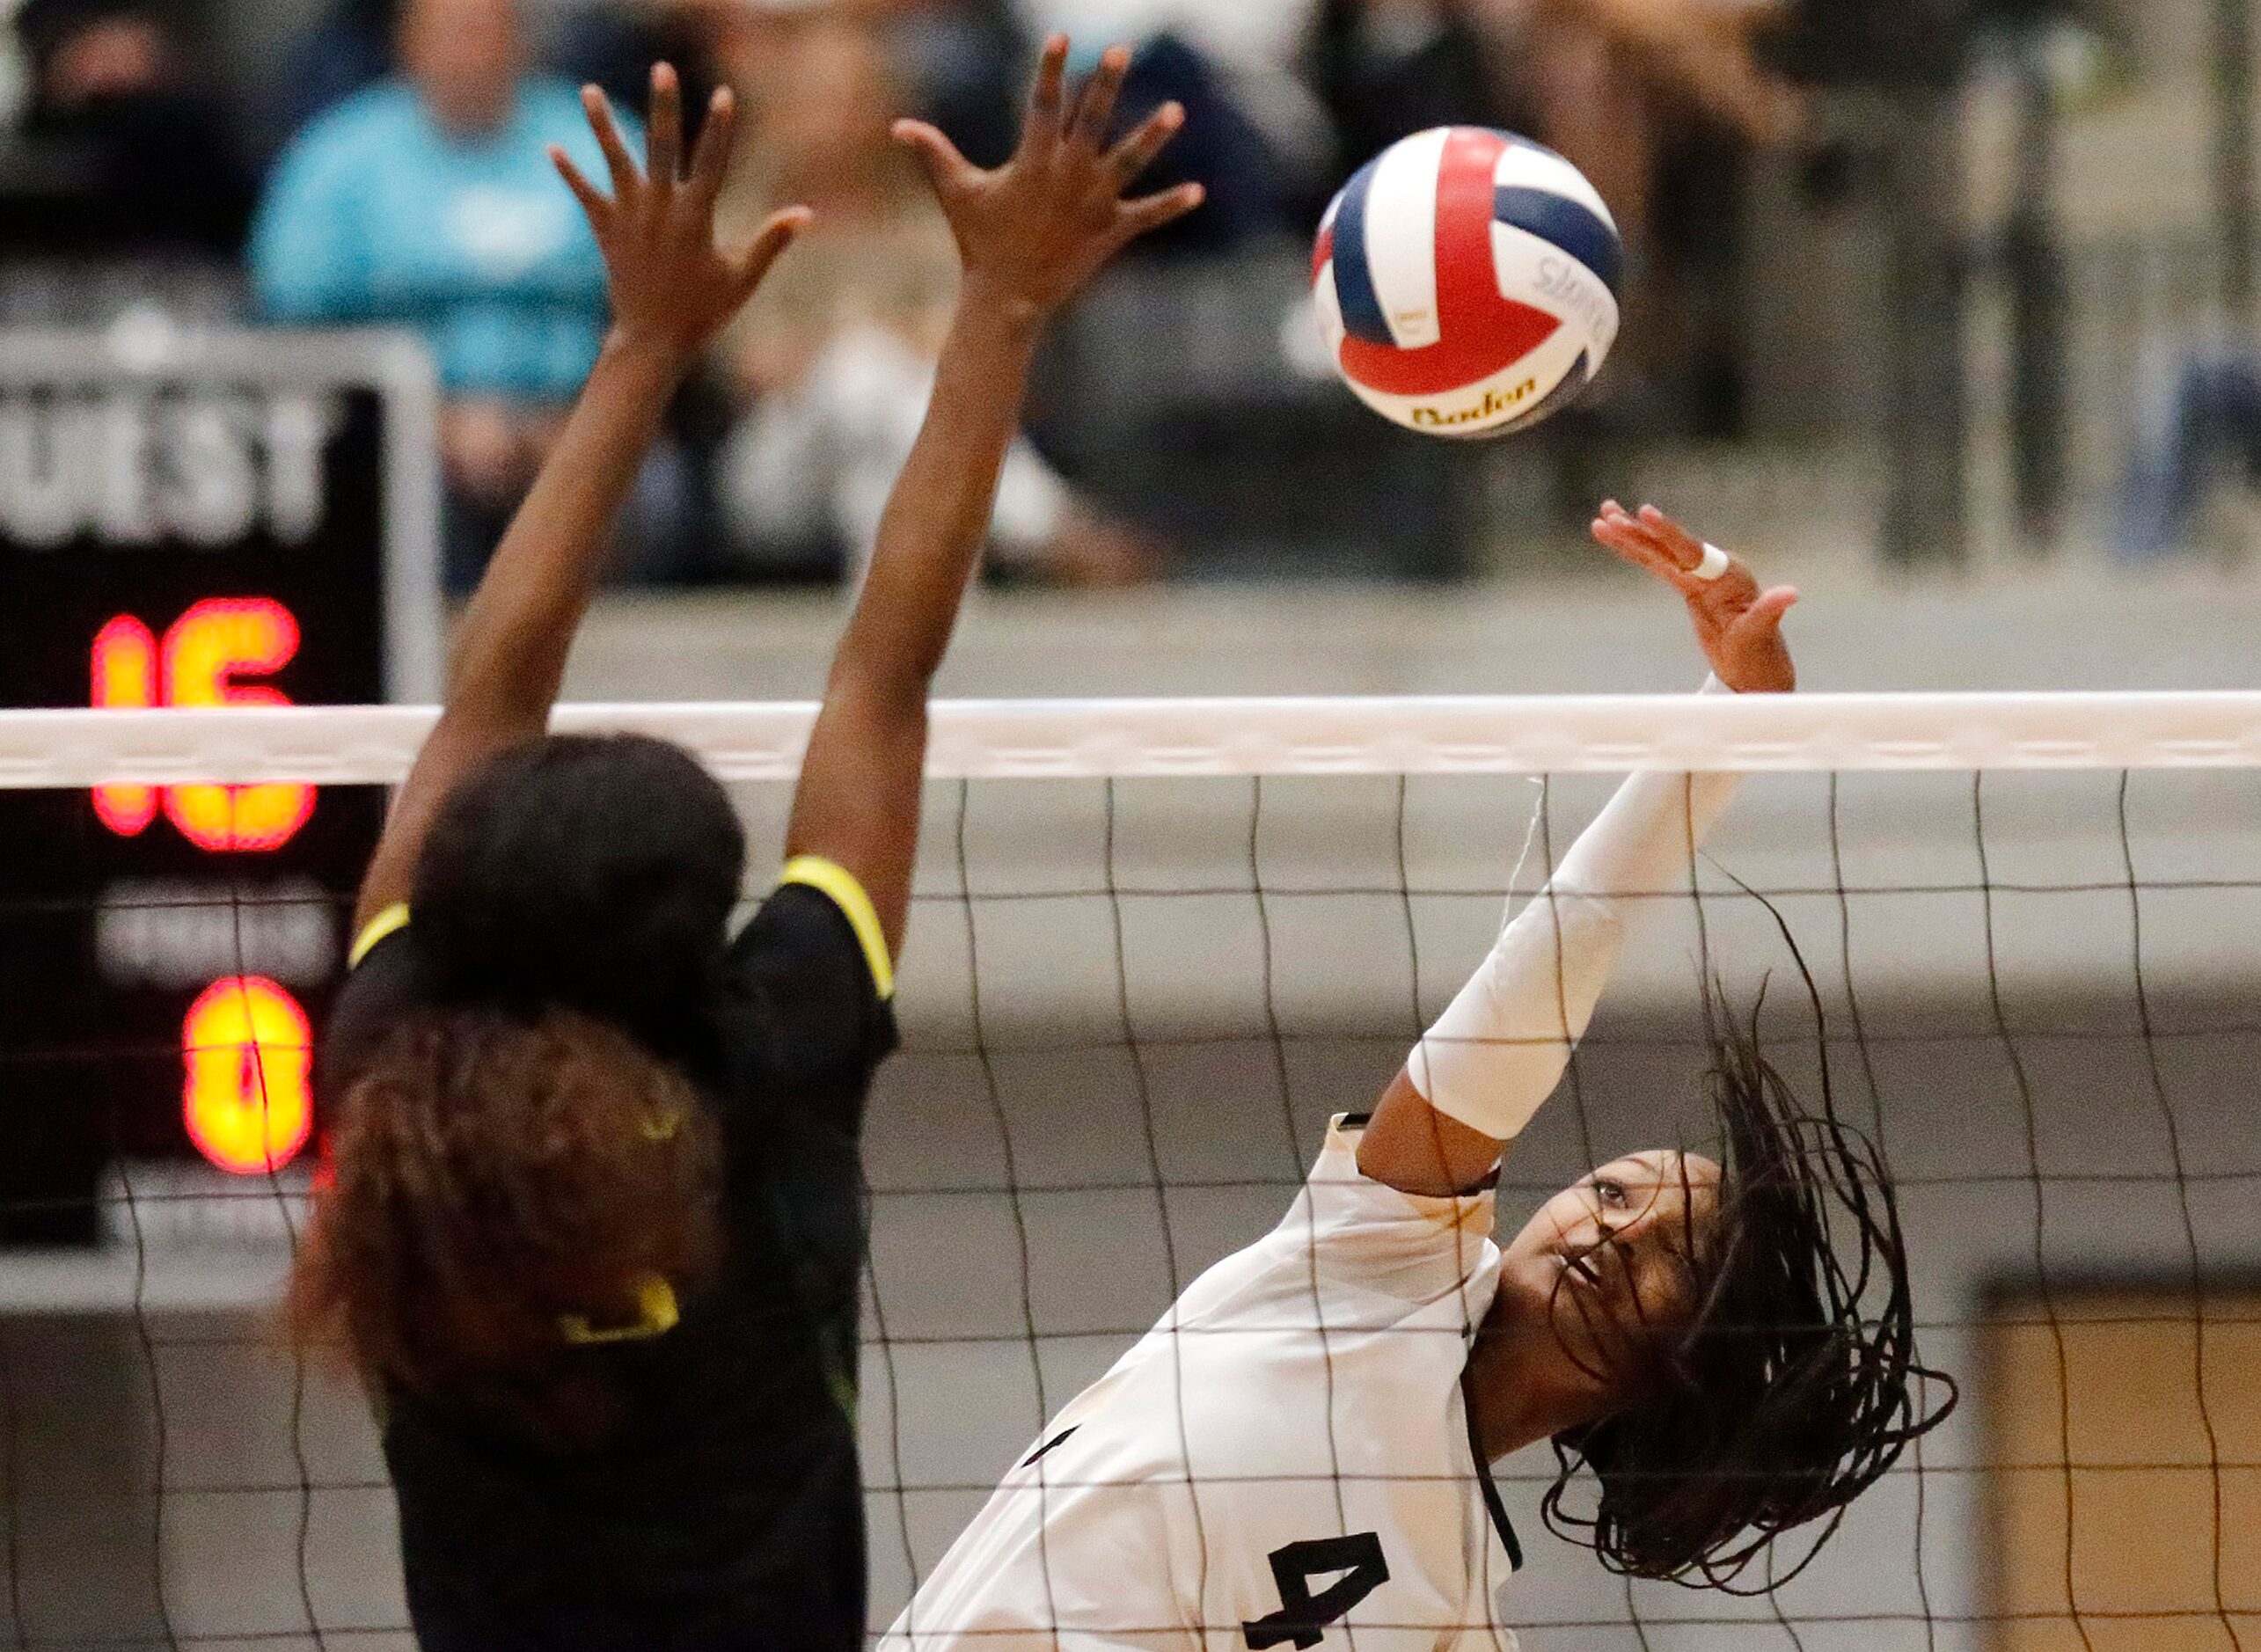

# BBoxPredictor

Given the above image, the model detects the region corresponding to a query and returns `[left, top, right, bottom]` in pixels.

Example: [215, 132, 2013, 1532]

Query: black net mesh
[1, 757, 2257, 1649]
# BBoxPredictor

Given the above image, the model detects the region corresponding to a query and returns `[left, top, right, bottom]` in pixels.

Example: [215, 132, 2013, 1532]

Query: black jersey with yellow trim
[319, 860, 897, 1652]
[349, 901, 408, 968]
[779, 855, 894, 1000]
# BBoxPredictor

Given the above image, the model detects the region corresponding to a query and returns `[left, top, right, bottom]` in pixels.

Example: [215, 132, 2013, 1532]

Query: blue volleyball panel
[1492, 186, 1624, 298]
[1328, 159, 1396, 349]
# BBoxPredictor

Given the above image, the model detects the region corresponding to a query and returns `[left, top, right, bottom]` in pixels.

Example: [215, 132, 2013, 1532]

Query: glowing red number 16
[92, 597, 315, 853]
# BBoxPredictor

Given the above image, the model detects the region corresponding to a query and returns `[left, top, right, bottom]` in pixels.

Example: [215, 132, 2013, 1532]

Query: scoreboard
[0, 328, 440, 1244]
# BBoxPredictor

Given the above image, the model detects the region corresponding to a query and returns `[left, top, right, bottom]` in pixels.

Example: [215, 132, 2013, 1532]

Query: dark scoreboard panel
[0, 332, 440, 1242]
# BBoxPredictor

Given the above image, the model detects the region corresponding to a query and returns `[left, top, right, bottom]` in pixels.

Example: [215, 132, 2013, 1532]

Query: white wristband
[1691, 543, 1731, 581]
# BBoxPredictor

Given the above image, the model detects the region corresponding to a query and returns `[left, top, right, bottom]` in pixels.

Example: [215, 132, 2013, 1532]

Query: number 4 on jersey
[1241, 1533, 1391, 1650]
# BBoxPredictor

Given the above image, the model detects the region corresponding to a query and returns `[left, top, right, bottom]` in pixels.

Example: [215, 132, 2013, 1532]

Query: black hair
[1540, 954, 1958, 1590]
[411, 734, 746, 1056]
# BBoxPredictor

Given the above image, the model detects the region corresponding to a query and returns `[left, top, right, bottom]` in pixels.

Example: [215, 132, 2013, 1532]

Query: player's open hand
[1592, 501, 1797, 693]
[892, 35, 1205, 322]
[552, 64, 812, 368]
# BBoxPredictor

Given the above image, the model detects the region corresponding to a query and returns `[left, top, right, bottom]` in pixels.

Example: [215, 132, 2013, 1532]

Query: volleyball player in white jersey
[882, 505, 1953, 1650]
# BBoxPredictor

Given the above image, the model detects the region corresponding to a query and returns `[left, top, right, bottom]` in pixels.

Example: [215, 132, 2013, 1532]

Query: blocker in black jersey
[295, 43, 1206, 1652]
[320, 874, 896, 1652]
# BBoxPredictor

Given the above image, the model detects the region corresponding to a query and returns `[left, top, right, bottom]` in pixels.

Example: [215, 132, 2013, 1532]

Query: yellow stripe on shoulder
[779, 857, 895, 1000]
[349, 904, 411, 969]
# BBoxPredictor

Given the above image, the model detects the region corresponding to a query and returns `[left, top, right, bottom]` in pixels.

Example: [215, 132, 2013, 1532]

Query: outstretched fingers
[1635, 503, 1709, 568]
[1594, 500, 1745, 592]
[1115, 180, 1205, 240]
[1599, 500, 1697, 568]
[1106, 99, 1183, 184]
[582, 84, 641, 201]
[1594, 500, 1798, 690]
[551, 146, 611, 231]
[728, 205, 815, 305]
[1022, 33, 1070, 149]
[1591, 502, 1685, 581]
[685, 86, 737, 210]
[647, 62, 684, 188]
[1069, 44, 1132, 150]
[892, 119, 977, 200]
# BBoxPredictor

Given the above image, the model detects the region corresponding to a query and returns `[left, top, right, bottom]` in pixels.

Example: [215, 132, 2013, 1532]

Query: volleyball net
[2, 695, 2257, 1650]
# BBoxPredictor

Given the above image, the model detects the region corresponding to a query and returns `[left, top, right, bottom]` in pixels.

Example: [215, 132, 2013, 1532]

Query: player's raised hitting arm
[780, 36, 1202, 958]
[353, 67, 809, 933]
[1357, 503, 1799, 1196]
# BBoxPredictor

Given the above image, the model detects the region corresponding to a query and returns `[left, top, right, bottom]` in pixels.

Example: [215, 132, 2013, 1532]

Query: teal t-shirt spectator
[251, 78, 633, 405]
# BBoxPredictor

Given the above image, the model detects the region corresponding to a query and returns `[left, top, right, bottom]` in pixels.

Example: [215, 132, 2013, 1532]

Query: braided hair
[1541, 946, 1957, 1588]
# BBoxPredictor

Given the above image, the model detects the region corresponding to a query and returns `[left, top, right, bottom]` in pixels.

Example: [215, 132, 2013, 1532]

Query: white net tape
[11, 691, 2261, 788]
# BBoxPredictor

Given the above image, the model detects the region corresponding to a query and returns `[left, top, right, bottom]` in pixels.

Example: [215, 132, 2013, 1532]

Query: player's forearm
[784, 296, 1045, 954]
[1408, 686, 1740, 1137]
[827, 292, 1043, 704]
[441, 333, 683, 739]
[351, 335, 684, 931]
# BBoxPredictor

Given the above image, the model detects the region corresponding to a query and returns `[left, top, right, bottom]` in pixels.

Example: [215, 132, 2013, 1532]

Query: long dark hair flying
[1540, 924, 1958, 1589]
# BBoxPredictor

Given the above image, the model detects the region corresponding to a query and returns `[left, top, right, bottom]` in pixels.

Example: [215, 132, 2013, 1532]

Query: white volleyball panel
[1360, 128, 1450, 351]
[1491, 138, 1619, 232]
[1491, 222, 1620, 364]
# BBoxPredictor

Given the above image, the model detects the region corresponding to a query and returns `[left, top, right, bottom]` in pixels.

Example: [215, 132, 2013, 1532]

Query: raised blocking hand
[891, 35, 1206, 321]
[1591, 501, 1798, 694]
[551, 63, 812, 367]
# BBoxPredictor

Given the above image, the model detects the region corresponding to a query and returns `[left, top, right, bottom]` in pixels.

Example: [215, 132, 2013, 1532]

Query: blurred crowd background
[0, 0, 2246, 588]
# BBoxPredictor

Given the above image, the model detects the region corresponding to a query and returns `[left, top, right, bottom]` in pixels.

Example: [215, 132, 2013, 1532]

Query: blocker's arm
[1357, 505, 1796, 1196]
[353, 69, 806, 933]
[783, 38, 1201, 961]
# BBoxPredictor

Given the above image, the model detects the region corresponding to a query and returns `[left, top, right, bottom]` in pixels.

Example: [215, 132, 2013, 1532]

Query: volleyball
[1313, 126, 1623, 438]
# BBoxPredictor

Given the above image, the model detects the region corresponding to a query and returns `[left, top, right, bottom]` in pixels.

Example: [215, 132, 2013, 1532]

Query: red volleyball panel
[1336, 127, 1561, 398]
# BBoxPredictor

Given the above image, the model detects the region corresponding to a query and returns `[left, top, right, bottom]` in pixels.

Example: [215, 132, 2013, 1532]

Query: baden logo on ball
[1313, 127, 1623, 439]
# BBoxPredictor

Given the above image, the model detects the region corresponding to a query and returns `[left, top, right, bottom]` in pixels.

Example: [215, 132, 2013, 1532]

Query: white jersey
[884, 741, 1745, 1651]
[881, 1117, 1522, 1652]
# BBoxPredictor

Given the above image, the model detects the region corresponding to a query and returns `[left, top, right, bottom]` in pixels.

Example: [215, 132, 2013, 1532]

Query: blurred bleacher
[6, 0, 2261, 582]
[1034, 245, 1477, 579]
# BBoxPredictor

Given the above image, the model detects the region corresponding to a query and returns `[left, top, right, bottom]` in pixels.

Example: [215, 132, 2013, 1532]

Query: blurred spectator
[853, 0, 1024, 169]
[1453, 0, 1799, 432]
[250, 0, 640, 590]
[254, 0, 396, 166]
[1308, 0, 1503, 186]
[252, 0, 716, 177]
[2120, 349, 2261, 560]
[1013, 0, 1321, 145]
[1000, 0, 1796, 254]
[4, 0, 253, 254]
[1004, 2, 1322, 247]
[708, 6, 1159, 587]
[1477, 0, 1796, 255]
